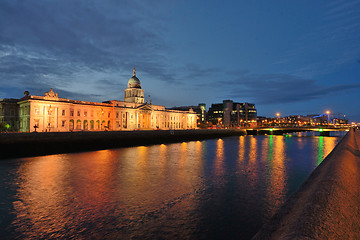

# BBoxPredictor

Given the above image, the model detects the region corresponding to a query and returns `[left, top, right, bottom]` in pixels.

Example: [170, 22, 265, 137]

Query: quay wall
[252, 129, 360, 240]
[0, 129, 246, 159]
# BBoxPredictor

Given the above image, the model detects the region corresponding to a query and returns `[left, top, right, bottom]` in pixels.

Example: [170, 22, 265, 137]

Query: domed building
[4, 68, 198, 132]
[124, 68, 144, 104]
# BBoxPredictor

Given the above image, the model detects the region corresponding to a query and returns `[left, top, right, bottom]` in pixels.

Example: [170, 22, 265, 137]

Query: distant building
[0, 98, 20, 131]
[0, 68, 197, 132]
[169, 103, 206, 126]
[257, 113, 348, 127]
[207, 100, 257, 127]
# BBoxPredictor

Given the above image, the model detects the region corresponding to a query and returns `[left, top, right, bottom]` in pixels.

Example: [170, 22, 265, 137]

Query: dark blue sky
[1, 0, 360, 121]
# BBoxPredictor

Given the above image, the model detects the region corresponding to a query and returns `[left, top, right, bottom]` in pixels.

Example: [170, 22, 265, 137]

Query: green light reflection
[317, 136, 324, 165]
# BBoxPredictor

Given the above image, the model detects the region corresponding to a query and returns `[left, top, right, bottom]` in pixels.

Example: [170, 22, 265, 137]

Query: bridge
[244, 126, 350, 136]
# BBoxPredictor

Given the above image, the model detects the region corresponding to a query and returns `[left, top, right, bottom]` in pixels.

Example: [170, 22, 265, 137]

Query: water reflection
[214, 139, 224, 176]
[247, 136, 258, 187]
[318, 137, 324, 165]
[238, 136, 245, 164]
[1, 134, 343, 239]
[265, 136, 287, 217]
[316, 136, 338, 166]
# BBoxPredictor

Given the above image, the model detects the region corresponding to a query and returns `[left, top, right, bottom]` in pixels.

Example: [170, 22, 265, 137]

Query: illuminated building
[207, 100, 257, 127]
[1, 68, 197, 132]
[169, 103, 207, 126]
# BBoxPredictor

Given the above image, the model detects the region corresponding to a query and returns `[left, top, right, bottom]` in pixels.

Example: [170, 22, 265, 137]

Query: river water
[0, 134, 345, 239]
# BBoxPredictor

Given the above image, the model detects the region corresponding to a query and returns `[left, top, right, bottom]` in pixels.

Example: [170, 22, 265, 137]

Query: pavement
[252, 129, 360, 240]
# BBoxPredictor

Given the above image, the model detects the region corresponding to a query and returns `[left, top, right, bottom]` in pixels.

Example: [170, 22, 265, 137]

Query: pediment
[137, 104, 153, 111]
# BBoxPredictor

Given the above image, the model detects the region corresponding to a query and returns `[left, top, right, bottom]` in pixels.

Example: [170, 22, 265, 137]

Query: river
[0, 134, 345, 239]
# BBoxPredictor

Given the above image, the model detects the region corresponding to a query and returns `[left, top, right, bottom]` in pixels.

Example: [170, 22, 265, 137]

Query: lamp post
[101, 108, 104, 131]
[326, 111, 330, 125]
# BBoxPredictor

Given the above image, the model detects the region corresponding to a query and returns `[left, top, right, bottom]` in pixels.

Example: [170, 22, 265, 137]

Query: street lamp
[276, 113, 280, 126]
[326, 111, 330, 125]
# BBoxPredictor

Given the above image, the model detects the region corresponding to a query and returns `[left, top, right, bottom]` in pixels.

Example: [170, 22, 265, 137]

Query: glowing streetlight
[326, 110, 330, 124]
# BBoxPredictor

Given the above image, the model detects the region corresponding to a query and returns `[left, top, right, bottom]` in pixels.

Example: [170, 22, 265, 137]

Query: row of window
[33, 107, 118, 118]
[33, 107, 190, 123]
[32, 118, 194, 131]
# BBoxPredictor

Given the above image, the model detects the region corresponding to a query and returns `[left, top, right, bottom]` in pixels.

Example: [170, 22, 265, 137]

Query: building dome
[127, 67, 141, 89]
[128, 76, 141, 88]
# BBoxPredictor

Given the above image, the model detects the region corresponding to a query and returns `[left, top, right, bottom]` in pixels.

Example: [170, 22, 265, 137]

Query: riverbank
[252, 129, 360, 239]
[0, 129, 246, 159]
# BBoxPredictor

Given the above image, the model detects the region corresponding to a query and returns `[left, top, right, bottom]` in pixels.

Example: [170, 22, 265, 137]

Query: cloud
[0, 0, 173, 96]
[218, 72, 360, 104]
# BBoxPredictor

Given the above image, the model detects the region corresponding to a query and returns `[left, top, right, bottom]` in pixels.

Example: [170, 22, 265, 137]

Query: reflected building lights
[266, 136, 287, 218]
[13, 155, 77, 238]
[246, 136, 258, 187]
[316, 136, 338, 166]
[180, 142, 188, 168]
[214, 138, 224, 176]
[4, 134, 344, 239]
[158, 143, 168, 174]
[238, 136, 245, 164]
[324, 137, 337, 159]
[317, 136, 324, 165]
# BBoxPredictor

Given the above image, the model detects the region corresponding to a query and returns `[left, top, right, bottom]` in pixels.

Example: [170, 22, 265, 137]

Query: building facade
[207, 100, 257, 127]
[169, 103, 207, 127]
[1, 69, 197, 132]
[0, 98, 20, 131]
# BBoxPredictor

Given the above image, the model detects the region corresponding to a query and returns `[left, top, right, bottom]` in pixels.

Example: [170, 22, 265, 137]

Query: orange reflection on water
[13, 154, 72, 238]
[316, 136, 338, 166]
[73, 150, 117, 212]
[158, 144, 168, 175]
[214, 138, 224, 176]
[266, 136, 287, 217]
[324, 137, 337, 159]
[238, 136, 245, 164]
[180, 142, 188, 168]
[246, 136, 258, 186]
[115, 142, 204, 228]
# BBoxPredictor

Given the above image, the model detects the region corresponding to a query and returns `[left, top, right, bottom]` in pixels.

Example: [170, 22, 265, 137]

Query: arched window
[69, 120, 74, 130]
[84, 120, 88, 130]
[90, 120, 94, 130]
[76, 120, 81, 130]
[96, 120, 100, 130]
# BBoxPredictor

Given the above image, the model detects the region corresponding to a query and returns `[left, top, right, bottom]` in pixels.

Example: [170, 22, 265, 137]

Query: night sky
[1, 0, 360, 121]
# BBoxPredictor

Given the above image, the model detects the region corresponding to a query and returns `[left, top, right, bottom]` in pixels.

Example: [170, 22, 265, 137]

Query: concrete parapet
[252, 129, 360, 240]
